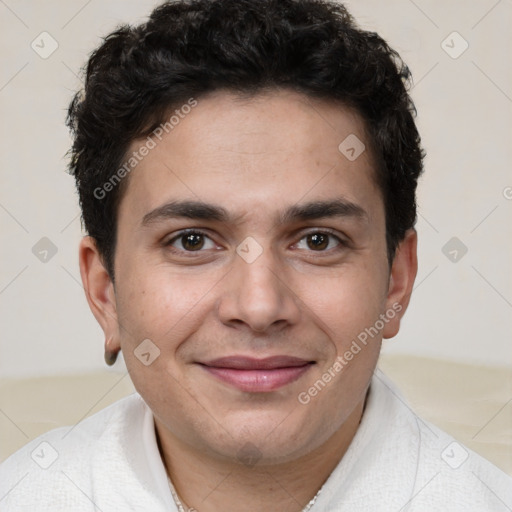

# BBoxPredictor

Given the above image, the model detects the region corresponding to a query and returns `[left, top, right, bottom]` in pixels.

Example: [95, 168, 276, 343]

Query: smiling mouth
[198, 356, 315, 392]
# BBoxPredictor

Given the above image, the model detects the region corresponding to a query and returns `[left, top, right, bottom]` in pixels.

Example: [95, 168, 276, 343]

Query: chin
[195, 409, 338, 466]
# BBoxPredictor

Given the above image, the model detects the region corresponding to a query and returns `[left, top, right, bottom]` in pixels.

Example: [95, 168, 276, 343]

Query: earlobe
[382, 229, 418, 339]
[78, 236, 121, 362]
[104, 336, 120, 366]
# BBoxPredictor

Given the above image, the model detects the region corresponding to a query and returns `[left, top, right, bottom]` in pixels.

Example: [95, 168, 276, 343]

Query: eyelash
[163, 228, 347, 256]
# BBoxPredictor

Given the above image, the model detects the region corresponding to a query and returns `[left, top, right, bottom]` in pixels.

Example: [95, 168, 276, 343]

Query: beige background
[0, 0, 511, 476]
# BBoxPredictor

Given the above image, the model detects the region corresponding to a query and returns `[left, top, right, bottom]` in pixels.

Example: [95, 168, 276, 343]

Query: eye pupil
[183, 233, 204, 251]
[307, 233, 329, 250]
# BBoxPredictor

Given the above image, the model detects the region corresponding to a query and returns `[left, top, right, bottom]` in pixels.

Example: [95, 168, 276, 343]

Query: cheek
[309, 263, 388, 342]
[114, 263, 227, 357]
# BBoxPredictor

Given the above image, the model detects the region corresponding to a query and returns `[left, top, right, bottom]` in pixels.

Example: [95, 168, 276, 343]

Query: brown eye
[181, 232, 205, 251]
[294, 231, 343, 253]
[167, 230, 216, 252]
[306, 233, 329, 250]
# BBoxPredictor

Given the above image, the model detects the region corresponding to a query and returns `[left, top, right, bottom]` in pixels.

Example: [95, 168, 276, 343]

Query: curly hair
[67, 0, 424, 280]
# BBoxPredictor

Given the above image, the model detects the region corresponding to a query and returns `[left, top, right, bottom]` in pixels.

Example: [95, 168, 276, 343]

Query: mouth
[198, 356, 315, 392]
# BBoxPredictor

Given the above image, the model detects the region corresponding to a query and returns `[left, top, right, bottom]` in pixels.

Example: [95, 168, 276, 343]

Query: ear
[78, 236, 121, 361]
[382, 229, 418, 339]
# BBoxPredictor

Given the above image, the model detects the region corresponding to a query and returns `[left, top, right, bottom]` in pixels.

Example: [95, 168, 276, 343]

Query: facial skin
[79, 89, 417, 511]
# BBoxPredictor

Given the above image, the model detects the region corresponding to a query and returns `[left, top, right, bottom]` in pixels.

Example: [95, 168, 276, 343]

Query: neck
[155, 395, 366, 512]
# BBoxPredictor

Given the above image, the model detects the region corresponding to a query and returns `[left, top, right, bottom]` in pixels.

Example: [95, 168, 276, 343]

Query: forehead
[117, 89, 382, 226]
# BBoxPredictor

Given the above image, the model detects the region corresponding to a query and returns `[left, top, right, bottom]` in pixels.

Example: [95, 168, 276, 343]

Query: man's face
[85, 89, 414, 464]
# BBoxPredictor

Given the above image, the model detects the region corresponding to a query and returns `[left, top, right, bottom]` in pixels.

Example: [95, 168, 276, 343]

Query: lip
[199, 356, 314, 392]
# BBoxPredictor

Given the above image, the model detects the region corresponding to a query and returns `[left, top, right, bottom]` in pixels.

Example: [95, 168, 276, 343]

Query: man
[1, 0, 510, 510]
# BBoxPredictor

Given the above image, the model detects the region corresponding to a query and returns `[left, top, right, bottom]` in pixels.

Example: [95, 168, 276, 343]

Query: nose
[216, 243, 301, 334]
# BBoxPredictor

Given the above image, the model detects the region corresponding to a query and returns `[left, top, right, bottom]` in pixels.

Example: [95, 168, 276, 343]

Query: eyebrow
[141, 198, 368, 227]
[279, 199, 367, 224]
[142, 200, 230, 226]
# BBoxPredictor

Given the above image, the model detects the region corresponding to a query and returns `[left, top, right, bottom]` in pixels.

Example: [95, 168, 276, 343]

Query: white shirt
[1, 370, 511, 511]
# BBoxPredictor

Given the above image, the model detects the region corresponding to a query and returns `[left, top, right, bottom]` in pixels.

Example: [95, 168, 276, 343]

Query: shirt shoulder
[0, 393, 171, 511]
[316, 371, 512, 512]
[1, 392, 144, 469]
[409, 415, 512, 511]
